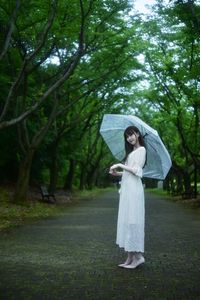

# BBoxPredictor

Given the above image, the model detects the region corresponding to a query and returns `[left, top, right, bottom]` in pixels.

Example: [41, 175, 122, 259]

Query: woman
[109, 126, 146, 269]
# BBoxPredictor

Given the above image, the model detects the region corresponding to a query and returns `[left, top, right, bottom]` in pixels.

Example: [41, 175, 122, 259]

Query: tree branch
[0, 0, 20, 61]
[31, 92, 59, 148]
[0, 0, 89, 130]
[0, 1, 57, 123]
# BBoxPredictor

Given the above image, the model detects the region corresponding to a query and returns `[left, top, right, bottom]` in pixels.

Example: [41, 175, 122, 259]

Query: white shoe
[123, 257, 145, 269]
[118, 263, 129, 267]
[118, 263, 126, 267]
[118, 259, 132, 268]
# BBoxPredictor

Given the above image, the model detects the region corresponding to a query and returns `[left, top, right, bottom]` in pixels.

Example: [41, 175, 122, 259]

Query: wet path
[0, 191, 200, 300]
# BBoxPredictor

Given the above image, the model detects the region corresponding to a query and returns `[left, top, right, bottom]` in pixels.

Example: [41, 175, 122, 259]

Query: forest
[0, 0, 199, 203]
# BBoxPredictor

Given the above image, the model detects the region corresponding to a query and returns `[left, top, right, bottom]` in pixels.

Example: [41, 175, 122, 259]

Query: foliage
[0, 0, 199, 201]
[127, 0, 200, 194]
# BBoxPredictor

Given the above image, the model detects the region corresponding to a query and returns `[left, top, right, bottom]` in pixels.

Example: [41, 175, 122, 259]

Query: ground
[0, 190, 200, 300]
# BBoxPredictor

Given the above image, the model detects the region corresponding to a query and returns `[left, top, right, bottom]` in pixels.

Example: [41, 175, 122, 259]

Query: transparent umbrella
[100, 114, 172, 180]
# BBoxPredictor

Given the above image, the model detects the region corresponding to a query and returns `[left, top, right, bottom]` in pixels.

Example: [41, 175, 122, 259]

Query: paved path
[0, 191, 200, 300]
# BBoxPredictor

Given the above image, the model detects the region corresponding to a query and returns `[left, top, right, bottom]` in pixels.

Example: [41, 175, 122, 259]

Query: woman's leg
[118, 251, 134, 267]
[123, 252, 145, 269]
[135, 252, 144, 259]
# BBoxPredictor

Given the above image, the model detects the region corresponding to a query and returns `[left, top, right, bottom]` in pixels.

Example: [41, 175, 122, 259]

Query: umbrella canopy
[100, 114, 172, 180]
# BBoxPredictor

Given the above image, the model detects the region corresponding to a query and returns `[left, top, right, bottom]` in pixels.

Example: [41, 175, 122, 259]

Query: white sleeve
[129, 147, 146, 178]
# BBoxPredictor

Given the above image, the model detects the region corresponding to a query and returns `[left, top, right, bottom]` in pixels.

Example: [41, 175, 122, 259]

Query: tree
[128, 0, 200, 195]
[0, 0, 143, 202]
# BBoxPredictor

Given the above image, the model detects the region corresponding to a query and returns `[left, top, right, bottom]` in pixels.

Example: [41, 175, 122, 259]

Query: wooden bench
[40, 185, 56, 203]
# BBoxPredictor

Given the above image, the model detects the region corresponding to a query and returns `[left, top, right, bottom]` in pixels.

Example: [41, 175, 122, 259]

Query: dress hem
[116, 243, 144, 253]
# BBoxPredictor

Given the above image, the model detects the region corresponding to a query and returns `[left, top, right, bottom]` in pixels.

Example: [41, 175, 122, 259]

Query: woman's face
[126, 132, 139, 146]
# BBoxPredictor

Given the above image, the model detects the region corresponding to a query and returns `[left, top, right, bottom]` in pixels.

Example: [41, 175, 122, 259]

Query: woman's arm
[110, 148, 146, 177]
[109, 169, 123, 176]
[110, 163, 137, 175]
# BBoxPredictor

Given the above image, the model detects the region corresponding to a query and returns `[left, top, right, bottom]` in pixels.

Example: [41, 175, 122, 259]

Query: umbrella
[100, 114, 172, 180]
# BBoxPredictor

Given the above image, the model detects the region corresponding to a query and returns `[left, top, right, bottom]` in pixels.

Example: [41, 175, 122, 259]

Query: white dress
[116, 146, 146, 252]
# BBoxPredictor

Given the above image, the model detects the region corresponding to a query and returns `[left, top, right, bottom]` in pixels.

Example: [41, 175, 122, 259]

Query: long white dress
[116, 146, 146, 252]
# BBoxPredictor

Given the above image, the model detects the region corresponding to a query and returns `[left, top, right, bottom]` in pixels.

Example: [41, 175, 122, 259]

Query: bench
[40, 185, 56, 203]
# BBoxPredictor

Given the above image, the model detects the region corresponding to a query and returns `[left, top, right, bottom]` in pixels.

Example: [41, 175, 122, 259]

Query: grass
[73, 186, 115, 200]
[146, 187, 200, 210]
[145, 188, 170, 198]
[1, 185, 199, 232]
[0, 186, 115, 232]
[0, 188, 61, 231]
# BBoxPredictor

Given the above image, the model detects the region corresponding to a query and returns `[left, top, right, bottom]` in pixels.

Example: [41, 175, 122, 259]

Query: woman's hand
[109, 163, 138, 176]
[109, 169, 118, 176]
[109, 163, 123, 173]
[109, 164, 124, 176]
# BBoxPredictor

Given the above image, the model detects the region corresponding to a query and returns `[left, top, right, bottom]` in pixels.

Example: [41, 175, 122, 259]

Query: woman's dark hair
[123, 126, 146, 162]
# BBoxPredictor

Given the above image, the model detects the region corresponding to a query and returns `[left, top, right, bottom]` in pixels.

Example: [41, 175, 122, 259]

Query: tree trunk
[183, 169, 191, 193]
[193, 162, 198, 198]
[64, 158, 75, 191]
[79, 162, 87, 190]
[49, 146, 58, 194]
[89, 170, 98, 189]
[176, 172, 183, 193]
[86, 166, 97, 189]
[14, 149, 35, 204]
[163, 175, 170, 192]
